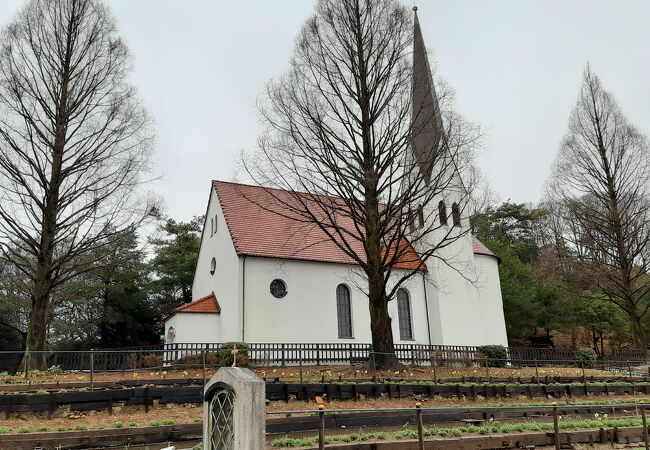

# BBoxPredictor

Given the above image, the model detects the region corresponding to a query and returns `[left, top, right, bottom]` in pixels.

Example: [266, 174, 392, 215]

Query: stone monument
[203, 367, 265, 450]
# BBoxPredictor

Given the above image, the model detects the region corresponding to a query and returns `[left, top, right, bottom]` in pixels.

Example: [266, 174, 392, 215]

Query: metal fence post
[581, 361, 586, 384]
[299, 350, 304, 384]
[202, 350, 207, 386]
[416, 402, 424, 450]
[432, 353, 437, 382]
[642, 406, 649, 450]
[553, 406, 560, 450]
[23, 351, 29, 379]
[90, 349, 95, 391]
[318, 405, 325, 450]
[371, 351, 377, 382]
[484, 357, 490, 382]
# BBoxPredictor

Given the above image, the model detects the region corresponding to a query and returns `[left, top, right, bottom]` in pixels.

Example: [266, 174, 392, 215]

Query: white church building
[164, 9, 508, 349]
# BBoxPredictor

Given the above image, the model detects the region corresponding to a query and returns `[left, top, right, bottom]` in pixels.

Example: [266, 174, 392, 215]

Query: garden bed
[2, 381, 650, 415]
[3, 364, 642, 387]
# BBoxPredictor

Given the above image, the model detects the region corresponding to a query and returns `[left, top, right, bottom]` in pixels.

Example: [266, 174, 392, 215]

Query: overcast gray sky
[0, 0, 649, 221]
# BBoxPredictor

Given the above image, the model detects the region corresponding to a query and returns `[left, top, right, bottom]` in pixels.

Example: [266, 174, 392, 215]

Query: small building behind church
[164, 9, 508, 349]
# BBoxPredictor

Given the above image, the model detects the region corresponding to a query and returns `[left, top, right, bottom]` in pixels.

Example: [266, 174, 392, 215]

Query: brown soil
[266, 393, 650, 413]
[0, 404, 202, 432]
[2, 364, 624, 386]
[2, 393, 649, 432]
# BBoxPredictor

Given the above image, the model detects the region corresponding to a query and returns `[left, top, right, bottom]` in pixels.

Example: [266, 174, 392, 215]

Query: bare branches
[240, 0, 481, 365]
[0, 0, 155, 357]
[547, 66, 650, 348]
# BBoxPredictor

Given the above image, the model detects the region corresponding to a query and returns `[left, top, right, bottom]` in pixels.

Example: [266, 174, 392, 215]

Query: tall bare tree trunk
[0, 0, 154, 365]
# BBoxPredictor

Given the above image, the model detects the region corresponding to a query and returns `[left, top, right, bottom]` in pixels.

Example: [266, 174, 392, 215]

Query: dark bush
[575, 348, 597, 367]
[477, 345, 508, 368]
[177, 353, 219, 367]
[219, 342, 249, 367]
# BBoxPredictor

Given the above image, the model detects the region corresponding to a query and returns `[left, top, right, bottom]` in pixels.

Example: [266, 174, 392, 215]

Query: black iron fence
[0, 342, 647, 374]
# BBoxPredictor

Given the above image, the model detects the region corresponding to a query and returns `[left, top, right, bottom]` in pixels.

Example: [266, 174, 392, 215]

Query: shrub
[575, 348, 597, 367]
[160, 419, 176, 426]
[477, 345, 507, 368]
[112, 421, 124, 429]
[17, 425, 34, 433]
[74, 424, 88, 431]
[46, 365, 65, 375]
[0, 427, 11, 434]
[142, 354, 164, 368]
[219, 342, 249, 367]
[177, 353, 220, 367]
[148, 420, 161, 427]
[36, 425, 49, 432]
[129, 422, 137, 427]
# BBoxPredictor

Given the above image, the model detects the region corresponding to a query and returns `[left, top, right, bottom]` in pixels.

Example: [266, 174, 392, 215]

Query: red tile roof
[472, 236, 498, 259]
[213, 181, 426, 270]
[174, 293, 220, 314]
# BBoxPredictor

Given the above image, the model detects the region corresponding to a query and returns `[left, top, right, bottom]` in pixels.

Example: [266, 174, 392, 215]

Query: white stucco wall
[473, 254, 509, 346]
[241, 256, 430, 345]
[191, 187, 241, 341]
[165, 313, 220, 344]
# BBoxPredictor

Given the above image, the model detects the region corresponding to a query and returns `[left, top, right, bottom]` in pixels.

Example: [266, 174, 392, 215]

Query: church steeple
[410, 6, 445, 184]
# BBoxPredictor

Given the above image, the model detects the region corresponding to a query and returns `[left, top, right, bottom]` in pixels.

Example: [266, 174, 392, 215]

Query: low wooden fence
[4, 381, 650, 415]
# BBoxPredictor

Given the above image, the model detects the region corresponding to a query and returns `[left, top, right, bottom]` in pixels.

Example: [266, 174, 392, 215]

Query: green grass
[74, 424, 88, 431]
[17, 425, 34, 434]
[0, 427, 12, 434]
[268, 417, 646, 447]
[271, 431, 387, 447]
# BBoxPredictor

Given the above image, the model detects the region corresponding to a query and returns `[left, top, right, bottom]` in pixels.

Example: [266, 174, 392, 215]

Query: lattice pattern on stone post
[208, 387, 235, 450]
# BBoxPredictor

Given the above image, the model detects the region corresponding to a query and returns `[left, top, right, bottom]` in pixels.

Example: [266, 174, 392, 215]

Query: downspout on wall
[241, 255, 246, 342]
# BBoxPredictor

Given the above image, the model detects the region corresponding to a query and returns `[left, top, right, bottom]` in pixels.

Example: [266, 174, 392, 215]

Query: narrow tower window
[452, 203, 461, 227]
[438, 201, 448, 226]
[336, 284, 352, 338]
[417, 206, 425, 228]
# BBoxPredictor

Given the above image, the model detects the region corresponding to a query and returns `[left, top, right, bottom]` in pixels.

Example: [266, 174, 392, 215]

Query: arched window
[210, 257, 216, 275]
[452, 202, 461, 227]
[214, 213, 218, 232]
[397, 289, 413, 340]
[210, 217, 214, 236]
[417, 207, 425, 228]
[336, 284, 352, 338]
[438, 201, 448, 226]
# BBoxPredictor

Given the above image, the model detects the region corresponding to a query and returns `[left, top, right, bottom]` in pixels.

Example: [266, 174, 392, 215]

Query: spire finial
[413, 5, 418, 12]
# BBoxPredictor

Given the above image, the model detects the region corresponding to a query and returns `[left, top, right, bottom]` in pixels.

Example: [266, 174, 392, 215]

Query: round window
[270, 279, 287, 298]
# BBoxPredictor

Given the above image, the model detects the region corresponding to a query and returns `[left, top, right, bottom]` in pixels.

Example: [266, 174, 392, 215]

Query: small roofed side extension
[173, 293, 221, 314]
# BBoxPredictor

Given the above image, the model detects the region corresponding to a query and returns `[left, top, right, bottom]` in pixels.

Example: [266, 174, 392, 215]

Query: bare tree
[243, 0, 480, 368]
[547, 66, 650, 349]
[0, 0, 154, 367]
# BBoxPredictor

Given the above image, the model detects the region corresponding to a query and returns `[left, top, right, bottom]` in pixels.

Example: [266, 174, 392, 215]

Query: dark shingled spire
[411, 7, 445, 183]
